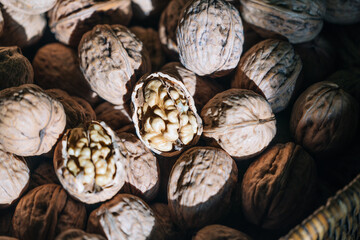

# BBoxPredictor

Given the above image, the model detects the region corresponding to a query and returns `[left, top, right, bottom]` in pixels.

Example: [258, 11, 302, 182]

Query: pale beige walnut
[116, 131, 160, 201]
[177, 0, 244, 77]
[325, 0, 360, 24]
[240, 0, 326, 44]
[168, 147, 238, 229]
[131, 0, 170, 20]
[201, 89, 276, 160]
[0, 46, 33, 91]
[33, 43, 100, 106]
[162, 62, 223, 111]
[12, 184, 87, 240]
[87, 193, 157, 240]
[0, 149, 29, 208]
[150, 203, 181, 240]
[290, 81, 359, 155]
[0, 6, 46, 48]
[95, 101, 133, 131]
[54, 121, 126, 204]
[232, 39, 302, 113]
[0, 0, 56, 14]
[48, 0, 132, 47]
[55, 229, 106, 240]
[0, 84, 66, 156]
[79, 24, 151, 105]
[194, 225, 252, 240]
[130, 26, 165, 71]
[132, 72, 203, 157]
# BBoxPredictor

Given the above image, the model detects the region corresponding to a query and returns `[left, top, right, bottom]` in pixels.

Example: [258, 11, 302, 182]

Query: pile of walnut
[0, 0, 359, 240]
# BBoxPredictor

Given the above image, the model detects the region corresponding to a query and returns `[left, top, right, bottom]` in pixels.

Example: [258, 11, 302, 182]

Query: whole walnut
[177, 0, 244, 77]
[232, 39, 302, 113]
[0, 149, 29, 208]
[150, 203, 182, 240]
[12, 184, 87, 240]
[290, 81, 359, 155]
[325, 0, 360, 24]
[0, 207, 14, 236]
[79, 24, 151, 106]
[0, 0, 57, 14]
[95, 102, 133, 131]
[0, 46, 33, 91]
[131, 0, 170, 20]
[168, 147, 238, 229]
[201, 89, 276, 160]
[29, 161, 59, 190]
[194, 225, 252, 240]
[241, 143, 317, 229]
[0, 84, 66, 156]
[33, 43, 100, 106]
[48, 0, 132, 47]
[240, 0, 326, 44]
[327, 68, 360, 103]
[55, 229, 106, 240]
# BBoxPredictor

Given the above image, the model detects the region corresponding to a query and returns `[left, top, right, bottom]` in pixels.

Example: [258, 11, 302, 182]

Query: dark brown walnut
[0, 237, 17, 240]
[0, 10, 3, 37]
[241, 143, 317, 229]
[0, 0, 56, 14]
[161, 62, 223, 111]
[0, 84, 66, 156]
[232, 39, 302, 113]
[150, 203, 181, 240]
[290, 81, 359, 155]
[194, 225, 252, 240]
[55, 229, 106, 240]
[72, 96, 97, 121]
[240, 0, 326, 44]
[87, 193, 157, 240]
[132, 72, 203, 157]
[0, 207, 14, 236]
[327, 68, 360, 103]
[201, 89, 276, 160]
[131, 0, 170, 20]
[29, 161, 59, 190]
[95, 101, 133, 131]
[12, 184, 87, 240]
[325, 0, 360, 24]
[33, 43, 100, 106]
[168, 147, 238, 229]
[116, 131, 160, 201]
[48, 0, 132, 47]
[242, 21, 264, 53]
[177, 0, 244, 77]
[54, 121, 126, 204]
[130, 26, 165, 71]
[0, 46, 33, 91]
[0, 149, 29, 208]
[79, 24, 151, 105]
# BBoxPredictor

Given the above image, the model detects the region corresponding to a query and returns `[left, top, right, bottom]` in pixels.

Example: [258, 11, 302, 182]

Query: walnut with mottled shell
[194, 225, 252, 240]
[95, 102, 133, 131]
[325, 0, 360, 24]
[0, 0, 56, 14]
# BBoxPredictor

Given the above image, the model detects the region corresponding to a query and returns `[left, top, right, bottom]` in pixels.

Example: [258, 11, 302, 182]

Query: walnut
[0, 237, 17, 240]
[150, 203, 181, 240]
[325, 0, 360, 24]
[87, 193, 157, 240]
[240, 0, 326, 44]
[177, 0, 244, 77]
[232, 39, 302, 113]
[0, 84, 66, 156]
[116, 131, 160, 201]
[132, 72, 203, 156]
[72, 96, 97, 122]
[95, 102, 133, 131]
[130, 26, 165, 71]
[48, 0, 132, 47]
[12, 184, 87, 240]
[0, 10, 3, 37]
[168, 147, 238, 229]
[194, 225, 252, 240]
[54, 121, 127, 204]
[161, 62, 223, 111]
[0, 207, 14, 236]
[29, 161, 59, 190]
[201, 89, 276, 160]
[131, 0, 170, 20]
[0, 46, 33, 91]
[0, 0, 56, 14]
[290, 81, 359, 155]
[55, 229, 106, 240]
[241, 143, 317, 229]
[33, 43, 100, 106]
[327, 69, 360, 102]
[79, 24, 151, 106]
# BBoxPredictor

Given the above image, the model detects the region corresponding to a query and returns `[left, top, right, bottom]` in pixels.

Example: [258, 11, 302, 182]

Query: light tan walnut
[0, 0, 56, 14]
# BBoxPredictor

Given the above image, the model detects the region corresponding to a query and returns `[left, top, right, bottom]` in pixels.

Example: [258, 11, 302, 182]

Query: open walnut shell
[132, 72, 203, 157]
[53, 121, 126, 204]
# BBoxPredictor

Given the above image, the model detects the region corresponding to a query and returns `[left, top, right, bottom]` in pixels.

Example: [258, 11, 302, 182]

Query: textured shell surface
[325, 0, 360, 24]
[0, 0, 57, 14]
[194, 224, 252, 240]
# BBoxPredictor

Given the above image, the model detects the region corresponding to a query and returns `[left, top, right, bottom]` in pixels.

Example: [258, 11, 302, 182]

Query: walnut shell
[131, 72, 203, 157]
[79, 24, 151, 105]
[0, 84, 66, 156]
[0, 207, 14, 236]
[0, 0, 56, 14]
[0, 149, 29, 208]
[0, 46, 33, 91]
[12, 184, 87, 240]
[54, 121, 127, 204]
[116, 131, 160, 201]
[325, 0, 360, 24]
[29, 161, 59, 190]
[33, 43, 100, 106]
[290, 81, 359, 154]
[150, 203, 181, 240]
[201, 89, 276, 160]
[87, 193, 157, 240]
[168, 147, 238, 229]
[0, 237, 17, 240]
[131, 0, 170, 20]
[48, 0, 132, 47]
[194, 225, 252, 240]
[55, 229, 106, 240]
[240, 0, 326, 44]
[241, 142, 317, 229]
[327, 69, 360, 102]
[95, 101, 133, 131]
[232, 39, 302, 113]
[72, 96, 97, 121]
[177, 0, 244, 77]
